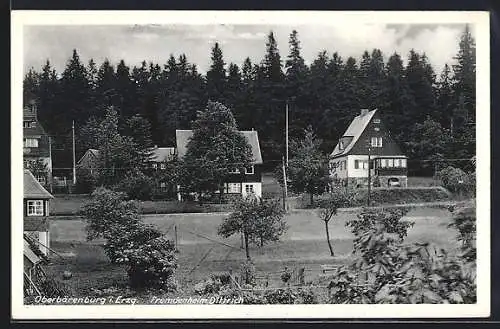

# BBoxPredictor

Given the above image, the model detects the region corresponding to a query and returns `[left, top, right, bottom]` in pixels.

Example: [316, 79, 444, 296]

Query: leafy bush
[327, 206, 476, 304]
[82, 187, 177, 290]
[113, 171, 155, 201]
[438, 166, 475, 196]
[75, 168, 97, 194]
[264, 288, 299, 304]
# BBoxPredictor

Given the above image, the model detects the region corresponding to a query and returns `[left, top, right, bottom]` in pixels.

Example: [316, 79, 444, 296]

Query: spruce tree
[206, 42, 227, 103]
[452, 24, 476, 123]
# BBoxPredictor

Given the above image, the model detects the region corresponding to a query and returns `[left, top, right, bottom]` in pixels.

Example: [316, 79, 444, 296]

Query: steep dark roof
[175, 129, 263, 164]
[330, 109, 377, 158]
[24, 170, 53, 199]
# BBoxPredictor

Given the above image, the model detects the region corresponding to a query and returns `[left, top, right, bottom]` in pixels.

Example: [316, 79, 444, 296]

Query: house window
[401, 159, 407, 168]
[394, 159, 401, 167]
[362, 161, 368, 169]
[36, 176, 46, 185]
[373, 118, 381, 124]
[23, 121, 32, 128]
[245, 165, 254, 175]
[27, 200, 44, 216]
[245, 184, 254, 194]
[152, 163, 158, 170]
[371, 137, 383, 148]
[160, 182, 168, 192]
[229, 168, 240, 174]
[23, 138, 39, 148]
[374, 127, 380, 132]
[339, 140, 344, 150]
[387, 159, 394, 167]
[381, 159, 388, 168]
[226, 183, 241, 194]
[160, 163, 166, 170]
[354, 160, 359, 169]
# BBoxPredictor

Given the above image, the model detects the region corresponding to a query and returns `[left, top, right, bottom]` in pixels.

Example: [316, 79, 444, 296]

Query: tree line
[23, 26, 476, 175]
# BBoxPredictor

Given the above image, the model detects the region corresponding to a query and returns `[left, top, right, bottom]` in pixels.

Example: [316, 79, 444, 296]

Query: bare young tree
[317, 188, 356, 256]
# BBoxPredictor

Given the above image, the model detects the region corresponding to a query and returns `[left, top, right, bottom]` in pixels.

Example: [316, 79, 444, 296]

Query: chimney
[360, 109, 369, 116]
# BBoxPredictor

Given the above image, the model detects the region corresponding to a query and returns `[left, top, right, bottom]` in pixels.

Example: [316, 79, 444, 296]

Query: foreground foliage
[327, 206, 476, 304]
[82, 187, 177, 290]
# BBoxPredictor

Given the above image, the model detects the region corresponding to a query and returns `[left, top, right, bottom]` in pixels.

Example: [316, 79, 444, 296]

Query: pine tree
[23, 67, 39, 106]
[226, 63, 243, 120]
[285, 30, 310, 137]
[382, 52, 416, 145]
[60, 49, 91, 126]
[452, 24, 476, 123]
[405, 49, 437, 124]
[115, 59, 136, 119]
[206, 42, 227, 103]
[96, 58, 117, 111]
[36, 60, 60, 134]
[257, 31, 286, 163]
[436, 63, 455, 128]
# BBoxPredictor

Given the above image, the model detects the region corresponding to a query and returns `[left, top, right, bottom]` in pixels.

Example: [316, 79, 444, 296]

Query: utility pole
[48, 136, 53, 193]
[367, 139, 372, 207]
[285, 100, 289, 166]
[282, 156, 288, 211]
[72, 120, 76, 186]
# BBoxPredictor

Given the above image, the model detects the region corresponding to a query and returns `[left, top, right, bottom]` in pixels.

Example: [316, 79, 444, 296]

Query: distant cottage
[175, 129, 263, 199]
[329, 109, 408, 188]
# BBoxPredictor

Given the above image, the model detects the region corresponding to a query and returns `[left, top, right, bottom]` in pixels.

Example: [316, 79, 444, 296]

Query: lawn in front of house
[45, 207, 458, 298]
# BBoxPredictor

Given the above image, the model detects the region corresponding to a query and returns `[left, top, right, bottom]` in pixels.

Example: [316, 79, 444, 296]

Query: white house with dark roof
[329, 109, 408, 188]
[175, 129, 264, 199]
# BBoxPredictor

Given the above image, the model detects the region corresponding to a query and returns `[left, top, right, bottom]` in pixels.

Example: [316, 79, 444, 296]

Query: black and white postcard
[11, 10, 490, 319]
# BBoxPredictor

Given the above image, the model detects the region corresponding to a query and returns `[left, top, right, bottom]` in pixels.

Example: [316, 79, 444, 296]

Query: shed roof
[24, 169, 53, 199]
[175, 129, 263, 164]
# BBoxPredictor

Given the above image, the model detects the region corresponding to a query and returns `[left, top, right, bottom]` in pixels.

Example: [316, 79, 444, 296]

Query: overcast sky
[23, 23, 474, 78]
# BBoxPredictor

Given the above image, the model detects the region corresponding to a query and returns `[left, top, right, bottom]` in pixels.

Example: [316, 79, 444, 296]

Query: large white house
[329, 109, 408, 188]
[175, 129, 264, 199]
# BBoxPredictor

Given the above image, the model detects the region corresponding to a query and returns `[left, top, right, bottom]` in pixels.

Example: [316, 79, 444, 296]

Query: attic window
[373, 118, 381, 124]
[245, 165, 254, 175]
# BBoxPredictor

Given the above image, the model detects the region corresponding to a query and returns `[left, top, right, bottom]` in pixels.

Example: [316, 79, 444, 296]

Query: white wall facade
[329, 156, 348, 180]
[347, 155, 375, 178]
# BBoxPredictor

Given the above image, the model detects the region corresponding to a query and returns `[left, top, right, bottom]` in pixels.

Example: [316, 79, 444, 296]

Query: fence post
[298, 267, 305, 285]
[174, 224, 178, 250]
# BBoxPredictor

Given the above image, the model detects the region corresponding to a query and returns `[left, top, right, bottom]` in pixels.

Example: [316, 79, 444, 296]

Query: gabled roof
[78, 147, 177, 165]
[151, 147, 176, 162]
[24, 169, 53, 199]
[176, 129, 263, 164]
[330, 109, 377, 158]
